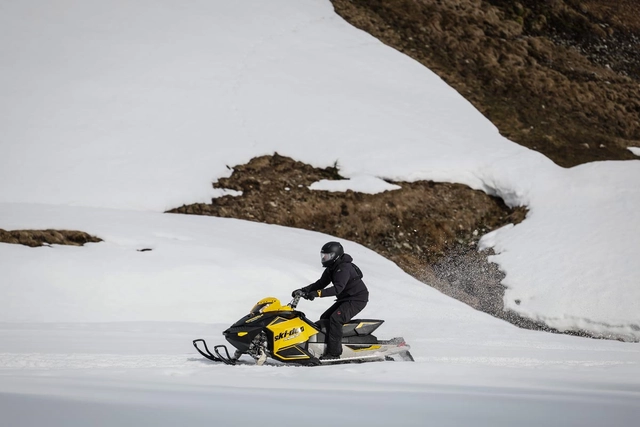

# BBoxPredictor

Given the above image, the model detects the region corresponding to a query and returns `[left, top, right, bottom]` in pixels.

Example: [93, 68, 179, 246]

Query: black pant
[319, 299, 367, 356]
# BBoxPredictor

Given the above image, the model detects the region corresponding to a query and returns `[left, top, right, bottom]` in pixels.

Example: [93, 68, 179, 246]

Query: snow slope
[1, 0, 639, 335]
[1, 0, 638, 336]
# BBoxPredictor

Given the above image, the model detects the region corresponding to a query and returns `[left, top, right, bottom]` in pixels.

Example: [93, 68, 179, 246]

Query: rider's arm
[304, 268, 331, 293]
[315, 266, 350, 298]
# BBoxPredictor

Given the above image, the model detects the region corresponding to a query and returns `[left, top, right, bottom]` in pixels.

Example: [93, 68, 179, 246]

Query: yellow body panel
[356, 321, 379, 329]
[352, 345, 381, 352]
[267, 316, 318, 359]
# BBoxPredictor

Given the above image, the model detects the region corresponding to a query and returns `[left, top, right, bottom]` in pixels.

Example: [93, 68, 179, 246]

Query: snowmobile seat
[316, 319, 384, 337]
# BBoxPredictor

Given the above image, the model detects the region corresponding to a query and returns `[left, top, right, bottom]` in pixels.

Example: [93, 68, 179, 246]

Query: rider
[292, 241, 369, 360]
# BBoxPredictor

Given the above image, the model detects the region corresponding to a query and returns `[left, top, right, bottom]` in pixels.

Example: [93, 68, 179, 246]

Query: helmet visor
[321, 252, 335, 263]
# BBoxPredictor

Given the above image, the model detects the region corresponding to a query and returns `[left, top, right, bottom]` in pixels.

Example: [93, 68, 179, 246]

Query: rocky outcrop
[0, 229, 102, 247]
[330, 0, 640, 167]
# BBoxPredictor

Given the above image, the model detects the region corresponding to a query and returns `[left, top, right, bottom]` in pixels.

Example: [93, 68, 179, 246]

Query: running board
[318, 353, 386, 365]
[319, 338, 414, 365]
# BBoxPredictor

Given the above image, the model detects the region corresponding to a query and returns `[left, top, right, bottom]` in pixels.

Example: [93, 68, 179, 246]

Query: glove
[292, 289, 316, 301]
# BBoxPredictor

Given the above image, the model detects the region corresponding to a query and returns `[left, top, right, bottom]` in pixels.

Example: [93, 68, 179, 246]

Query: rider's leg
[326, 300, 367, 357]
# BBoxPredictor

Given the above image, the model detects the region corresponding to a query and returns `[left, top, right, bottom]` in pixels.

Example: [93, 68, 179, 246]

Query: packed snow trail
[1, 322, 639, 427]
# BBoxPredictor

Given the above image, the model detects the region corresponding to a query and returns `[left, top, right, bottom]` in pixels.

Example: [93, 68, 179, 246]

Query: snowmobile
[193, 293, 414, 366]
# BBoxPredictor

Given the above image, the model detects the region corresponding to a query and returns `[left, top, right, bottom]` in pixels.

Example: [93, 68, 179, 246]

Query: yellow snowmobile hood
[249, 296, 293, 315]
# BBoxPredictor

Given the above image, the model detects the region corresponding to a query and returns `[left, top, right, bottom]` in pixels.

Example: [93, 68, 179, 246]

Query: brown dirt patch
[0, 229, 102, 247]
[168, 154, 525, 272]
[330, 0, 640, 167]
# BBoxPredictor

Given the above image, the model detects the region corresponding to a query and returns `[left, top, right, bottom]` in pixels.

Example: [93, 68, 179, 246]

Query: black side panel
[315, 319, 384, 337]
[312, 332, 378, 344]
[343, 335, 378, 344]
[227, 310, 300, 332]
[298, 313, 321, 331]
[342, 319, 384, 337]
[223, 328, 261, 353]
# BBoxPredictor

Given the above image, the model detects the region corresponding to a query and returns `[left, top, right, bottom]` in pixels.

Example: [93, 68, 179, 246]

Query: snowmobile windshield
[250, 303, 269, 316]
[321, 252, 335, 263]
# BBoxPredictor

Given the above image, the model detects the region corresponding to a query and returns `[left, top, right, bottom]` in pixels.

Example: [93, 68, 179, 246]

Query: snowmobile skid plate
[192, 339, 237, 365]
[318, 342, 414, 365]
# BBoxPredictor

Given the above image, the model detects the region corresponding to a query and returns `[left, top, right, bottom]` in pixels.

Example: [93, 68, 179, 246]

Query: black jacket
[304, 254, 369, 302]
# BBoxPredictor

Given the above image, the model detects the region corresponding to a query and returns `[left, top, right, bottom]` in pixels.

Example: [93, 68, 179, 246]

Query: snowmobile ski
[192, 339, 238, 365]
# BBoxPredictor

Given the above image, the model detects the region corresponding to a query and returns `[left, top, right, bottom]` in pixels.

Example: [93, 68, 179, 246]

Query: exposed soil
[330, 0, 640, 167]
[0, 229, 102, 247]
[169, 154, 525, 269]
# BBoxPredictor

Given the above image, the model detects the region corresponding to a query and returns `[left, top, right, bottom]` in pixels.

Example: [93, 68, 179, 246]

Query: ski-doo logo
[274, 326, 304, 341]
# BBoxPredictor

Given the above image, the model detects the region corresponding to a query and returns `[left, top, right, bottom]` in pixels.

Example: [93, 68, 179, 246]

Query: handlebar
[290, 293, 302, 309]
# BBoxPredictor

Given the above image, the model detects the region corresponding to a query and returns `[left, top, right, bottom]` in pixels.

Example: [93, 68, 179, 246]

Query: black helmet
[320, 241, 344, 268]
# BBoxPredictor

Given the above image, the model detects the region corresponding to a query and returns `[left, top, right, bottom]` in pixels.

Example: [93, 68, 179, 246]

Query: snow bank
[481, 161, 640, 339]
[0, 203, 502, 334]
[1, 0, 639, 338]
[309, 175, 401, 194]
